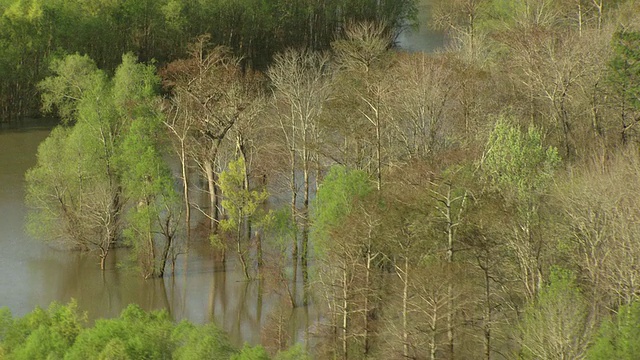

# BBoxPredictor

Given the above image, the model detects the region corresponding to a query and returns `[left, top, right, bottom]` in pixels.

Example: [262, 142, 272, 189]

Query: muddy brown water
[0, 123, 313, 346]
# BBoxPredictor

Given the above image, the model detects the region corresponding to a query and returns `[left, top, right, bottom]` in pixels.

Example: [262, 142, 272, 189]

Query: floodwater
[397, 0, 446, 53]
[0, 121, 311, 346]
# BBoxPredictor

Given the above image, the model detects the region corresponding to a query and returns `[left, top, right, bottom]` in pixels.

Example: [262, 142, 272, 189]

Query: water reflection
[0, 126, 313, 347]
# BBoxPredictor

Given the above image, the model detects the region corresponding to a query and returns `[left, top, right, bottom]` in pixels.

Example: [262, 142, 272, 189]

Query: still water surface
[0, 122, 311, 346]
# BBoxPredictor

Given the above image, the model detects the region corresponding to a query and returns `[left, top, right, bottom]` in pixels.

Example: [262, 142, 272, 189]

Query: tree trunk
[237, 219, 250, 279]
[158, 231, 173, 278]
[290, 142, 298, 306]
[204, 160, 218, 233]
[446, 188, 455, 360]
[483, 261, 491, 360]
[239, 137, 252, 242]
[342, 265, 349, 360]
[402, 256, 410, 359]
[375, 105, 382, 191]
[302, 140, 310, 305]
[180, 140, 191, 241]
[430, 303, 438, 360]
[364, 245, 373, 356]
[100, 249, 108, 271]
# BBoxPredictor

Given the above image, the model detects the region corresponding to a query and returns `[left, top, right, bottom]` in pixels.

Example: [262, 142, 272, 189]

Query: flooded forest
[2, 0, 640, 359]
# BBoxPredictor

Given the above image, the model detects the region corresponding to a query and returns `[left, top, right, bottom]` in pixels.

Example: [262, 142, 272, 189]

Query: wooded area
[0, 0, 413, 120]
[9, 0, 640, 359]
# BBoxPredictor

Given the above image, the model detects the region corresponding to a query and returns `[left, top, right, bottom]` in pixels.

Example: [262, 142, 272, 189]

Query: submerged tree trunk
[290, 139, 299, 305]
[181, 142, 191, 241]
[302, 137, 310, 305]
[204, 160, 218, 233]
[237, 218, 250, 279]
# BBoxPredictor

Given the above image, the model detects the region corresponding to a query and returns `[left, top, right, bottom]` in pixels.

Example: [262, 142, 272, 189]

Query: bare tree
[268, 48, 332, 304]
[161, 35, 250, 235]
[332, 22, 394, 191]
[389, 53, 457, 161]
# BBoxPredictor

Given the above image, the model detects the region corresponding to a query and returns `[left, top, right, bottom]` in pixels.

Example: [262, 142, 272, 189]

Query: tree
[0, 301, 85, 360]
[27, 54, 122, 270]
[117, 53, 182, 279]
[588, 301, 640, 360]
[161, 36, 252, 234]
[518, 268, 592, 359]
[332, 21, 394, 191]
[481, 116, 560, 300]
[431, 0, 490, 63]
[66, 304, 176, 360]
[27, 53, 181, 276]
[268, 48, 331, 304]
[312, 166, 374, 359]
[388, 53, 458, 161]
[218, 157, 270, 280]
[560, 151, 640, 310]
[162, 89, 197, 241]
[608, 29, 640, 145]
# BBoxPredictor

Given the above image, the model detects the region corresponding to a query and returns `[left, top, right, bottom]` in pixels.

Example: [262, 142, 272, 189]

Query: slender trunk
[342, 265, 349, 360]
[290, 142, 298, 305]
[430, 303, 438, 360]
[100, 249, 108, 271]
[593, 0, 602, 30]
[302, 142, 310, 305]
[158, 233, 173, 278]
[483, 262, 491, 360]
[446, 188, 455, 360]
[364, 247, 372, 356]
[239, 138, 252, 242]
[375, 107, 382, 191]
[577, 3, 582, 37]
[147, 203, 155, 279]
[237, 216, 250, 279]
[402, 256, 410, 359]
[181, 140, 191, 241]
[256, 231, 263, 274]
[205, 160, 217, 232]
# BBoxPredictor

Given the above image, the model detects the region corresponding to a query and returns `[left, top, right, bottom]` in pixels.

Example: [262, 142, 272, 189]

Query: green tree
[588, 301, 640, 360]
[0, 301, 85, 360]
[482, 116, 560, 299]
[27, 54, 121, 270]
[312, 166, 374, 252]
[608, 29, 640, 144]
[518, 268, 592, 359]
[66, 304, 174, 360]
[231, 344, 270, 360]
[273, 344, 311, 360]
[218, 157, 269, 279]
[172, 321, 235, 360]
[312, 165, 374, 359]
[116, 53, 181, 279]
[27, 53, 180, 276]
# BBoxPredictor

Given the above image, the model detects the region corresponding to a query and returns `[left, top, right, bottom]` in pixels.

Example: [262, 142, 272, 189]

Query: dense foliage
[0, 0, 416, 121]
[18, 0, 640, 358]
[0, 301, 306, 359]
